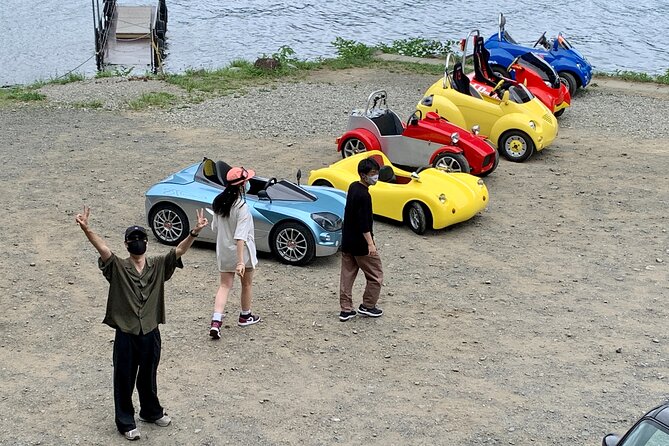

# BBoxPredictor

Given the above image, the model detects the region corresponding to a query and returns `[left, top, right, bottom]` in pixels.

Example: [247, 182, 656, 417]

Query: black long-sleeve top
[341, 181, 374, 256]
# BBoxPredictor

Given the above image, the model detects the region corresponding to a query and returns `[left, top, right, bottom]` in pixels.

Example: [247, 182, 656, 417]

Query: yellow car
[308, 151, 489, 234]
[416, 52, 558, 162]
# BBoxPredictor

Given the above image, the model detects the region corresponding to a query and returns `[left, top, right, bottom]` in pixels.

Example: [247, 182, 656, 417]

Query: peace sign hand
[193, 208, 208, 233]
[75, 205, 91, 231]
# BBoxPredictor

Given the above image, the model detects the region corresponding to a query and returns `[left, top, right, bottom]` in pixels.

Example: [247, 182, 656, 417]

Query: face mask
[366, 174, 379, 186]
[245, 181, 251, 193]
[127, 240, 147, 255]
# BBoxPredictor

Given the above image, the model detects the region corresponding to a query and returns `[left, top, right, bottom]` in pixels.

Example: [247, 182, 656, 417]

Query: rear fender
[337, 129, 381, 152]
[429, 145, 464, 164]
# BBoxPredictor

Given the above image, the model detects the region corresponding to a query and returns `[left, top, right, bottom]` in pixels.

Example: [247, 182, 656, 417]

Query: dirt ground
[1, 69, 668, 446]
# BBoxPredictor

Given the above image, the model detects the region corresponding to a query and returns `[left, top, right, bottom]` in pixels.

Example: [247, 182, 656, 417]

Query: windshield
[557, 34, 573, 50]
[622, 420, 669, 445]
[264, 180, 316, 202]
[503, 30, 517, 44]
[507, 84, 534, 104]
[517, 53, 560, 88]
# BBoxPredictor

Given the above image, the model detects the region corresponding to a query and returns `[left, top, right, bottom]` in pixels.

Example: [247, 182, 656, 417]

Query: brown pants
[339, 252, 383, 311]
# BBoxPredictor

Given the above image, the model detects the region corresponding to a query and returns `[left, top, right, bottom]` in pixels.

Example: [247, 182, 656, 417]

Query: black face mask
[127, 240, 147, 255]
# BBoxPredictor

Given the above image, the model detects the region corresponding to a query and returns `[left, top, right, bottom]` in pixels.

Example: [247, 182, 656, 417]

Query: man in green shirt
[76, 205, 207, 441]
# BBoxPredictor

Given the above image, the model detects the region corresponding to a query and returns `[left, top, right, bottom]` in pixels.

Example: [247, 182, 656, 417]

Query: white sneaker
[139, 414, 171, 427]
[124, 428, 141, 441]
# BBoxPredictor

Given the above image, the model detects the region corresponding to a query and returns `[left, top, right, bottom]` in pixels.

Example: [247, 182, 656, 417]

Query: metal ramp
[92, 0, 168, 74]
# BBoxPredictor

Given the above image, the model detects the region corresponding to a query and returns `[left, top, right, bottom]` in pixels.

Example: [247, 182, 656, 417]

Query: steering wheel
[533, 31, 547, 48]
[407, 109, 423, 126]
[489, 79, 506, 98]
[264, 177, 277, 190]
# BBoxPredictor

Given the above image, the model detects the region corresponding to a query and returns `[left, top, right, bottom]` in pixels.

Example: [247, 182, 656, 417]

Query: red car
[336, 90, 498, 176]
[465, 32, 570, 116]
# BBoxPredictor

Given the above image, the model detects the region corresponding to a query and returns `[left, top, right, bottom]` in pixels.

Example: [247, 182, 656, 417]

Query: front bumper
[315, 231, 342, 257]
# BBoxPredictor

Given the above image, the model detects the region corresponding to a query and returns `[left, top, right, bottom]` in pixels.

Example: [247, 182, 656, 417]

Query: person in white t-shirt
[209, 166, 261, 339]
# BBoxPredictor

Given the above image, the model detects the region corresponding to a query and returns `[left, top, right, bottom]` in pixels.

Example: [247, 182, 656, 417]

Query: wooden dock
[92, 0, 167, 73]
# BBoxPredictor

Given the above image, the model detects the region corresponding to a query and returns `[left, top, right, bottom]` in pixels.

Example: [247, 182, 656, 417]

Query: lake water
[1, 0, 668, 85]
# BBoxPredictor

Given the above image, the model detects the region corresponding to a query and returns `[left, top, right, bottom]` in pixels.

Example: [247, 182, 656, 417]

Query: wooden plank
[115, 6, 153, 40]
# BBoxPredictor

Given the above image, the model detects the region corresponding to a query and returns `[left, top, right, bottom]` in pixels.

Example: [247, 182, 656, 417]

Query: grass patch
[595, 69, 669, 85]
[0, 87, 46, 104]
[72, 100, 103, 109]
[45, 72, 87, 85]
[127, 92, 177, 110]
[377, 37, 454, 58]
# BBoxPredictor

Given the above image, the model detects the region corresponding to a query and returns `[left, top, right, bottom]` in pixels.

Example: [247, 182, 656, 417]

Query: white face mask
[245, 181, 251, 193]
[366, 174, 379, 186]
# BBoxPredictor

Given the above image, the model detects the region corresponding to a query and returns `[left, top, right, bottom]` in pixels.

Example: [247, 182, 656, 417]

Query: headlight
[311, 212, 342, 231]
[471, 125, 480, 135]
[451, 132, 460, 145]
[529, 120, 536, 130]
[439, 193, 447, 203]
[577, 63, 582, 69]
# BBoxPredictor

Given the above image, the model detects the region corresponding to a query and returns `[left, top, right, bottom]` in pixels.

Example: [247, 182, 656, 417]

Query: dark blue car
[484, 13, 592, 96]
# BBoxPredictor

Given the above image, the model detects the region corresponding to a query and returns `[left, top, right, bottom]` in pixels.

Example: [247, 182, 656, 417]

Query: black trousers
[113, 328, 164, 433]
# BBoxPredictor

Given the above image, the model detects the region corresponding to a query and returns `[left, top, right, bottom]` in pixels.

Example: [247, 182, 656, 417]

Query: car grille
[542, 113, 553, 124]
[482, 154, 491, 166]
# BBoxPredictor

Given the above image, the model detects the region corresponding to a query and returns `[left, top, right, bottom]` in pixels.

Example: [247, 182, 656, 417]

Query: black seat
[215, 161, 232, 186]
[378, 165, 396, 183]
[370, 110, 404, 136]
[473, 36, 504, 88]
[452, 62, 471, 96]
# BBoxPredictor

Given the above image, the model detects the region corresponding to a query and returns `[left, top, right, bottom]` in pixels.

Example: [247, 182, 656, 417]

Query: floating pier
[92, 0, 168, 74]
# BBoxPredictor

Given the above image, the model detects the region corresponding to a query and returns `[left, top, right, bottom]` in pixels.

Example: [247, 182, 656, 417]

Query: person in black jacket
[339, 157, 384, 321]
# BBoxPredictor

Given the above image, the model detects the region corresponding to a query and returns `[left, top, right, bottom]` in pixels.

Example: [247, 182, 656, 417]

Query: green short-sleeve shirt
[98, 249, 183, 335]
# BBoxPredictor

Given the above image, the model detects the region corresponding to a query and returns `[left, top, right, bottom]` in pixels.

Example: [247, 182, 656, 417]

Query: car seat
[452, 62, 471, 96]
[215, 161, 232, 186]
[371, 110, 404, 136]
[473, 36, 504, 88]
[378, 165, 396, 183]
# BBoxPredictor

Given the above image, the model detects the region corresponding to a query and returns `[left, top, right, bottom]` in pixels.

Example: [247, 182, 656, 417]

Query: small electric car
[145, 158, 346, 265]
[602, 404, 669, 445]
[308, 150, 488, 235]
[484, 13, 593, 96]
[337, 90, 498, 176]
[417, 52, 558, 162]
[467, 31, 570, 117]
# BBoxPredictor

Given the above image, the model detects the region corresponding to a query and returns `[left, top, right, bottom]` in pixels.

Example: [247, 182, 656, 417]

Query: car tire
[312, 179, 333, 187]
[554, 108, 566, 118]
[271, 221, 315, 266]
[432, 152, 470, 173]
[499, 130, 535, 162]
[149, 203, 190, 246]
[404, 201, 432, 235]
[342, 138, 367, 158]
[558, 71, 578, 97]
[491, 65, 510, 78]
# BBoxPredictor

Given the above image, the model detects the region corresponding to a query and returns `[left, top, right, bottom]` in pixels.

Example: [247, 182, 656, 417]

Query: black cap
[124, 225, 148, 241]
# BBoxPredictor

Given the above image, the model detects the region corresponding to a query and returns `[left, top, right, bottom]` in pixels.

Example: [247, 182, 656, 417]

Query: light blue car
[145, 158, 345, 265]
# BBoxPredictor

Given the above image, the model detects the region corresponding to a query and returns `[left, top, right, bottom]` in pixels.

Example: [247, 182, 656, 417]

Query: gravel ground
[0, 68, 668, 446]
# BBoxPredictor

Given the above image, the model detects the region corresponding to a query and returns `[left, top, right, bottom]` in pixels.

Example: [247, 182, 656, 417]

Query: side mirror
[602, 434, 620, 446]
[502, 90, 510, 104]
[296, 169, 302, 186]
[410, 171, 421, 182]
[257, 190, 272, 203]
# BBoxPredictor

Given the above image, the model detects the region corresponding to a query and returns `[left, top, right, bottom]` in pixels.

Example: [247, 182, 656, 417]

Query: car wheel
[554, 108, 566, 118]
[312, 179, 333, 187]
[271, 221, 315, 266]
[432, 152, 470, 173]
[558, 72, 578, 97]
[404, 202, 432, 235]
[491, 65, 510, 78]
[150, 203, 189, 245]
[499, 130, 535, 162]
[342, 138, 367, 158]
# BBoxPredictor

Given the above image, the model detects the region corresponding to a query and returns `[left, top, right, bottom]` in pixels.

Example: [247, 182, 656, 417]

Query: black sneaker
[339, 310, 357, 322]
[358, 304, 383, 317]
